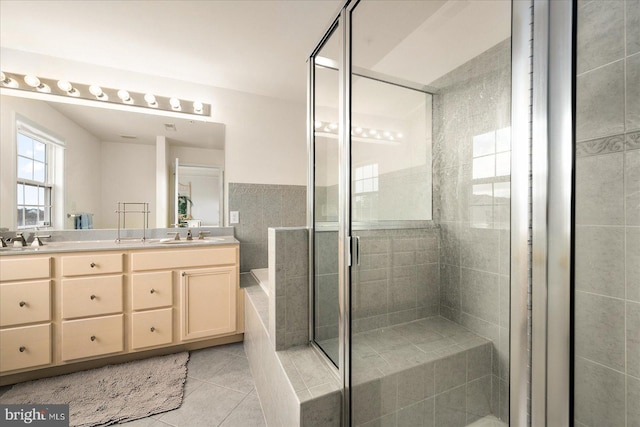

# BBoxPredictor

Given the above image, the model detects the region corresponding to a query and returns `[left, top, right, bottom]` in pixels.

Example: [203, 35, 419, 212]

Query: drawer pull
[90, 294, 97, 300]
[19, 300, 26, 307]
[19, 346, 26, 353]
[90, 335, 96, 342]
[90, 262, 96, 268]
[150, 288, 155, 294]
[150, 326, 155, 332]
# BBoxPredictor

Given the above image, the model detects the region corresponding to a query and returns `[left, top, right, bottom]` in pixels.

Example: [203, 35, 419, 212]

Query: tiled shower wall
[228, 183, 306, 272]
[574, 1, 639, 425]
[314, 227, 440, 342]
[432, 38, 512, 422]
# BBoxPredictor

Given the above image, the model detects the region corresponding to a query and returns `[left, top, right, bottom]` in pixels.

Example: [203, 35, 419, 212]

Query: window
[470, 127, 511, 229]
[16, 131, 53, 228]
[353, 163, 379, 221]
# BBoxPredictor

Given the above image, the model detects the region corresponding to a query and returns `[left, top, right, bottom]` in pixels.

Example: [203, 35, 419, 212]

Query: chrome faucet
[0, 236, 7, 247]
[198, 230, 210, 240]
[31, 234, 51, 247]
[13, 232, 27, 247]
[167, 231, 181, 241]
[186, 229, 193, 241]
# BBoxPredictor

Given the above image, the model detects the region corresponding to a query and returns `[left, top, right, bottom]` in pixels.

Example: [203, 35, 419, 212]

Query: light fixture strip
[0, 71, 211, 117]
[314, 121, 402, 142]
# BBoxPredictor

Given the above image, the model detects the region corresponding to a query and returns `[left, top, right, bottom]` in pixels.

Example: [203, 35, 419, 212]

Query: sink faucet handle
[167, 232, 181, 241]
[0, 236, 7, 247]
[186, 229, 193, 241]
[31, 234, 51, 247]
[13, 232, 27, 247]
[198, 230, 211, 240]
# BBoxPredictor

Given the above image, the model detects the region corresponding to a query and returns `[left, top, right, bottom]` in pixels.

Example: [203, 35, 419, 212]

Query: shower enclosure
[308, 0, 638, 426]
[309, 1, 519, 425]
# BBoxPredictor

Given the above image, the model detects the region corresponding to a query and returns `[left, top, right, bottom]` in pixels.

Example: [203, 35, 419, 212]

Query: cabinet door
[180, 266, 236, 341]
[0, 324, 51, 373]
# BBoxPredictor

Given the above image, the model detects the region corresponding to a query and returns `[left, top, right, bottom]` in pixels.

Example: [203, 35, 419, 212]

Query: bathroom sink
[157, 238, 224, 244]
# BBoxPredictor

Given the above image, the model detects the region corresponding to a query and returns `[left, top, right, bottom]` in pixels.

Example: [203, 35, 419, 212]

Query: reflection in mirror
[0, 93, 225, 231]
[174, 160, 223, 227]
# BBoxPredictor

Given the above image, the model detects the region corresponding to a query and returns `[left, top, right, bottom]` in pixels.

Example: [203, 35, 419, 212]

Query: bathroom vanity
[0, 237, 242, 385]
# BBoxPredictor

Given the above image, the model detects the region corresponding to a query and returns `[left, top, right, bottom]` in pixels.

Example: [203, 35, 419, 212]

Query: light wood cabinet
[181, 266, 237, 341]
[0, 256, 53, 374]
[0, 280, 51, 327]
[61, 315, 124, 361]
[0, 243, 240, 380]
[131, 308, 173, 350]
[0, 324, 51, 372]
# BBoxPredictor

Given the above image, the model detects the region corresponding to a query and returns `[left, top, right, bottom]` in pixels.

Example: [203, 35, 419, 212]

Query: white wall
[100, 141, 156, 229]
[0, 95, 102, 230]
[2, 48, 308, 187]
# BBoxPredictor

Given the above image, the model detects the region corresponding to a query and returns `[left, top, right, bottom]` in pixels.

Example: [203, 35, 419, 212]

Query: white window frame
[15, 119, 64, 229]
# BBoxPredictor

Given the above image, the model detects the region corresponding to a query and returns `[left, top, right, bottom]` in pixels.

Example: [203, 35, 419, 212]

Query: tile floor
[122, 342, 266, 427]
[1, 340, 506, 426]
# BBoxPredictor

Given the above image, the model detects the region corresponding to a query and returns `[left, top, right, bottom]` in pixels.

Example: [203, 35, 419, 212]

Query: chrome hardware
[182, 272, 186, 277]
[150, 288, 155, 294]
[167, 232, 181, 241]
[31, 234, 51, 247]
[90, 294, 96, 300]
[186, 229, 193, 240]
[198, 230, 211, 240]
[115, 201, 150, 243]
[13, 233, 27, 247]
[150, 327, 155, 332]
[90, 335, 96, 341]
[90, 262, 96, 268]
[19, 301, 26, 307]
[0, 236, 7, 247]
[355, 236, 361, 266]
[19, 346, 26, 352]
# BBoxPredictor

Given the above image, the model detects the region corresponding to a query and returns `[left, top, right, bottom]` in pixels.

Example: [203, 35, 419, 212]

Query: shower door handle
[355, 236, 361, 266]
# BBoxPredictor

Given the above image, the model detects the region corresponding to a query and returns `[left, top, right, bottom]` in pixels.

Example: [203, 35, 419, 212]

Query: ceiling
[0, 0, 343, 103]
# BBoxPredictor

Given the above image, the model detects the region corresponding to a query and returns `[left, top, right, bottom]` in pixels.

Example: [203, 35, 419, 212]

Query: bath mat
[0, 352, 189, 426]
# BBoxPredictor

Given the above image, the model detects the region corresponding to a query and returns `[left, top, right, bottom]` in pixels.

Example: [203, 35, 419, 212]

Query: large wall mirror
[0, 92, 225, 231]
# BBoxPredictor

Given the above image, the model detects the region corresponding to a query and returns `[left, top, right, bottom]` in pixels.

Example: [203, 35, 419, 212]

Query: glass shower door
[348, 1, 512, 425]
[312, 23, 341, 366]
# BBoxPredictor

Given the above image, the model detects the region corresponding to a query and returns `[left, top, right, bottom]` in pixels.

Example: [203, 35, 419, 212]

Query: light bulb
[89, 85, 107, 100]
[314, 121, 323, 129]
[1, 71, 18, 88]
[396, 133, 403, 139]
[193, 101, 203, 114]
[117, 89, 132, 104]
[57, 80, 72, 92]
[383, 131, 391, 137]
[369, 129, 377, 135]
[355, 127, 363, 134]
[24, 75, 41, 88]
[144, 93, 157, 107]
[37, 83, 51, 93]
[169, 97, 181, 111]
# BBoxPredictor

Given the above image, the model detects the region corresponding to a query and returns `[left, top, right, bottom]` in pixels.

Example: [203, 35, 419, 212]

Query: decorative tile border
[627, 130, 640, 150]
[576, 130, 640, 157]
[576, 134, 625, 157]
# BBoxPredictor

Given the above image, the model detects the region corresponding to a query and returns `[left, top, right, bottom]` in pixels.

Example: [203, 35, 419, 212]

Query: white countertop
[0, 235, 239, 256]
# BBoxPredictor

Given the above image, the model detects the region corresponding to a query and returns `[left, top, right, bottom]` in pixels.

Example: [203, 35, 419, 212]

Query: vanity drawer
[62, 275, 123, 319]
[61, 314, 123, 361]
[131, 308, 173, 350]
[0, 280, 51, 327]
[131, 271, 173, 310]
[131, 246, 237, 271]
[0, 257, 50, 282]
[0, 324, 51, 373]
[61, 253, 123, 277]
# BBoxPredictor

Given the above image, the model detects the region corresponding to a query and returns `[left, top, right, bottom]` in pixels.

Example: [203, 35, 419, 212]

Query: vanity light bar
[0, 71, 211, 117]
[314, 120, 403, 142]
